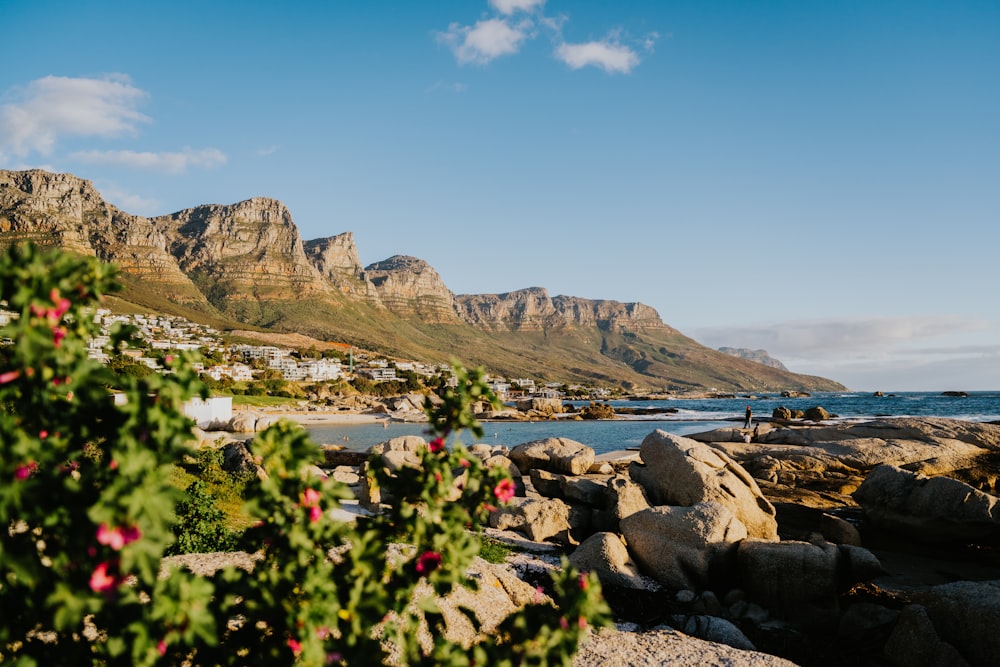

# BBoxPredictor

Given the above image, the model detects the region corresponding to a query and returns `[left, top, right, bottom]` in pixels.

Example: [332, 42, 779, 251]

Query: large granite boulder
[569, 532, 655, 591]
[573, 624, 799, 667]
[909, 580, 1000, 667]
[620, 502, 747, 590]
[593, 475, 650, 533]
[738, 539, 881, 630]
[489, 496, 590, 545]
[221, 440, 266, 481]
[509, 437, 595, 476]
[883, 604, 971, 667]
[629, 430, 778, 540]
[852, 464, 1000, 543]
[529, 469, 608, 506]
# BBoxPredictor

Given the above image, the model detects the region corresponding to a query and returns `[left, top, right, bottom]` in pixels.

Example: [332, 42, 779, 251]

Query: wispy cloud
[0, 74, 149, 160]
[439, 3, 653, 75]
[489, 0, 545, 15]
[555, 38, 640, 74]
[256, 145, 280, 157]
[96, 183, 160, 216]
[693, 316, 998, 390]
[439, 18, 534, 65]
[70, 147, 226, 174]
[692, 316, 992, 362]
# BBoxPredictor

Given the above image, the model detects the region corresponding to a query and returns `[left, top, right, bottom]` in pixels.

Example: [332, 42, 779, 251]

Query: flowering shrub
[0, 243, 610, 665]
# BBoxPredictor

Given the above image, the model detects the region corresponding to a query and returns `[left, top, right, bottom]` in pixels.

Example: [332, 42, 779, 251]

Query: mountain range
[0, 169, 845, 392]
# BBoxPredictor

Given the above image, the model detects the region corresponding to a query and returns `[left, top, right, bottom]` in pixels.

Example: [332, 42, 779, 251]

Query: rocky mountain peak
[0, 169, 209, 305]
[363, 255, 459, 322]
[151, 197, 331, 315]
[304, 232, 383, 305]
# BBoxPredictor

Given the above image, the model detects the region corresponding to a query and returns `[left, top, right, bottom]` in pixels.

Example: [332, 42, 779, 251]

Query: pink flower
[578, 615, 588, 629]
[89, 561, 119, 593]
[164, 354, 174, 364]
[49, 289, 70, 319]
[559, 616, 569, 630]
[493, 478, 516, 503]
[287, 638, 303, 656]
[433, 471, 442, 483]
[39, 430, 48, 439]
[97, 523, 141, 550]
[415, 551, 442, 575]
[327, 652, 343, 664]
[52, 326, 67, 347]
[157, 640, 167, 656]
[428, 437, 445, 453]
[458, 458, 471, 468]
[300, 488, 321, 507]
[0, 369, 20, 384]
[309, 505, 322, 523]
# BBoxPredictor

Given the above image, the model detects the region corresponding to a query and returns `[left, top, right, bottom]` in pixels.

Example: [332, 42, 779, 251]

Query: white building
[182, 396, 233, 428]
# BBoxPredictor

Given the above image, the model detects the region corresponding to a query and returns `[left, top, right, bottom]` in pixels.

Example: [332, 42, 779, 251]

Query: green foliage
[167, 479, 239, 555]
[0, 243, 611, 666]
[479, 536, 514, 564]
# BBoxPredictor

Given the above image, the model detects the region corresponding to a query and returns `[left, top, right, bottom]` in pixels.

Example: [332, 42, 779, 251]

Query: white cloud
[70, 147, 227, 174]
[96, 183, 160, 216]
[0, 74, 150, 158]
[693, 316, 991, 362]
[489, 0, 545, 15]
[439, 18, 532, 65]
[555, 40, 640, 74]
[692, 316, 998, 390]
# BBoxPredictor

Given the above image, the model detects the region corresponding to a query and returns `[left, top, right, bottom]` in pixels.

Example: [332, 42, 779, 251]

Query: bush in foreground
[0, 243, 609, 666]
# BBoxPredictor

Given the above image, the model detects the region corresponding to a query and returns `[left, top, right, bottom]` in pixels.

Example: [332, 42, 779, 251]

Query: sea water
[304, 391, 1000, 457]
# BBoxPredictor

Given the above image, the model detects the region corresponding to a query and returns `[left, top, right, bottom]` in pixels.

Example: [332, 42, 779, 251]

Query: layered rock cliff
[0, 169, 847, 391]
[363, 255, 460, 323]
[0, 170, 209, 305]
[303, 232, 383, 305]
[153, 197, 331, 307]
[456, 288, 669, 332]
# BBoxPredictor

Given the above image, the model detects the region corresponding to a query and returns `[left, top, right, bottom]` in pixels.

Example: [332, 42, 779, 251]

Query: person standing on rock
[744, 405, 752, 428]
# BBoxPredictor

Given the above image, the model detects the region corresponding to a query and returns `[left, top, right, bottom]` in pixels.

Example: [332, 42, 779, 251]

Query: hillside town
[0, 306, 612, 404]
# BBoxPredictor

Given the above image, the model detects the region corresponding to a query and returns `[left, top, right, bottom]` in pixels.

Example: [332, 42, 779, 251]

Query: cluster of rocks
[219, 417, 1000, 666]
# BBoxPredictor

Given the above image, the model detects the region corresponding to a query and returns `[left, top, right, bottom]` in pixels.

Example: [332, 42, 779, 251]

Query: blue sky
[2, 0, 998, 391]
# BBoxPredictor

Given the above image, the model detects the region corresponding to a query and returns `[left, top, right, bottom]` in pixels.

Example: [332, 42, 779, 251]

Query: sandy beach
[256, 409, 387, 426]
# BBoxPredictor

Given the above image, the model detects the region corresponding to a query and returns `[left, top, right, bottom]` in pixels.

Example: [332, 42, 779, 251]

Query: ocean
[304, 390, 1000, 457]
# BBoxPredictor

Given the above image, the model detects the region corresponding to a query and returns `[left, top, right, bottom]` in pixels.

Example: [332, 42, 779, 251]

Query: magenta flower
[428, 437, 445, 453]
[309, 505, 322, 523]
[15, 462, 36, 481]
[415, 551, 442, 575]
[157, 640, 168, 656]
[493, 478, 516, 503]
[287, 638, 303, 656]
[0, 369, 20, 384]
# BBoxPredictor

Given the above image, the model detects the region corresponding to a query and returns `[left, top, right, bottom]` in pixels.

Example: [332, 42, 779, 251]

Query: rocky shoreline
[200, 414, 1000, 666]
